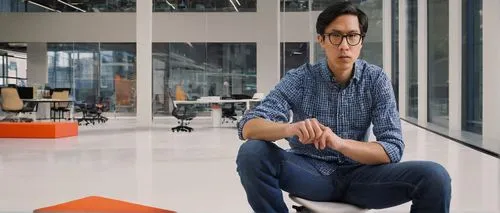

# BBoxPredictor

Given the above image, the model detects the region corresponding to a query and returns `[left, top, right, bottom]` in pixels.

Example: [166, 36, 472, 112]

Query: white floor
[0, 119, 498, 213]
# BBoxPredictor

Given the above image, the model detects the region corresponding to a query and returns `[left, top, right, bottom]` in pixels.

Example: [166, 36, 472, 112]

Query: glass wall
[48, 43, 136, 116]
[280, 0, 308, 12]
[406, 0, 418, 119]
[153, 0, 256, 12]
[462, 0, 482, 134]
[0, 0, 136, 12]
[427, 0, 449, 127]
[391, 0, 399, 106]
[280, 42, 309, 78]
[0, 50, 27, 86]
[152, 43, 256, 117]
[314, 0, 383, 69]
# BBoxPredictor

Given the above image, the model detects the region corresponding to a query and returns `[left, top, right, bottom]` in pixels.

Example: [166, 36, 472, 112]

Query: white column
[309, 2, 317, 64]
[256, 0, 280, 94]
[448, 0, 462, 132]
[417, 0, 428, 125]
[482, 0, 500, 140]
[398, 0, 407, 118]
[27, 42, 49, 119]
[136, 0, 153, 126]
[382, 0, 392, 79]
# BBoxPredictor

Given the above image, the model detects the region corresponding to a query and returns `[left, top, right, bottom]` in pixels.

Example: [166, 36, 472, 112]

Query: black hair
[316, 1, 368, 36]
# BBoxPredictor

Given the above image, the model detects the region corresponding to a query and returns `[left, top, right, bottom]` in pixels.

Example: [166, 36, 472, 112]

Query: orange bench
[34, 196, 175, 213]
[0, 122, 78, 138]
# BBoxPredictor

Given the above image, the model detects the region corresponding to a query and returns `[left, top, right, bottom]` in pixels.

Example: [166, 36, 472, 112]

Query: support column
[27, 42, 49, 119]
[417, 0, 428, 125]
[382, 0, 392, 78]
[256, 0, 280, 94]
[136, 0, 153, 126]
[483, 0, 500, 140]
[398, 0, 407, 118]
[448, 0, 462, 132]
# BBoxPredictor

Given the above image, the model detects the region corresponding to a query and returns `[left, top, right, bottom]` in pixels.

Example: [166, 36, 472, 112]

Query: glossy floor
[0, 119, 498, 213]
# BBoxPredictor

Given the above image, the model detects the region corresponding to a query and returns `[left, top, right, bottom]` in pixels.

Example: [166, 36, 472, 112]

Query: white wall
[0, 13, 135, 42]
[482, 0, 500, 140]
[448, 0, 462, 132]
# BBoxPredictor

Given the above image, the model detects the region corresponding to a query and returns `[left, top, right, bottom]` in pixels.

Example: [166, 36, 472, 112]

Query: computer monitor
[17, 87, 33, 99]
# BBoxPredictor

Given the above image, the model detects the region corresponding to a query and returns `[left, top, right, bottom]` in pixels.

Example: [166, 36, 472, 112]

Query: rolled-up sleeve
[371, 71, 405, 163]
[237, 68, 304, 140]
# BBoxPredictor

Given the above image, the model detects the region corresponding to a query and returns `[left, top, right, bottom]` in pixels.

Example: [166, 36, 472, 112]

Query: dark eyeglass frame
[323, 32, 365, 46]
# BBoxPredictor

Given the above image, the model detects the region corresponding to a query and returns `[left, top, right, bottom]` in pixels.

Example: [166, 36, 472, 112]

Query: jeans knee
[419, 161, 451, 194]
[236, 139, 279, 172]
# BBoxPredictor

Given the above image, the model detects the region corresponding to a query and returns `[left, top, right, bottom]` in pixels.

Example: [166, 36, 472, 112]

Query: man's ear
[317, 35, 326, 48]
[316, 35, 324, 44]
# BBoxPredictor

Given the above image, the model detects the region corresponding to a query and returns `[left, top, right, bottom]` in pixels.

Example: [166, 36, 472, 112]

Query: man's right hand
[286, 118, 325, 149]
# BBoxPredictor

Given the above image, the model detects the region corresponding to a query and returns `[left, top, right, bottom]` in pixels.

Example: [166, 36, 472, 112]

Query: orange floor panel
[34, 196, 176, 213]
[0, 122, 78, 138]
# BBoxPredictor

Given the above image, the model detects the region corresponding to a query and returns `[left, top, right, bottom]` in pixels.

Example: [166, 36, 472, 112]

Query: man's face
[317, 15, 363, 71]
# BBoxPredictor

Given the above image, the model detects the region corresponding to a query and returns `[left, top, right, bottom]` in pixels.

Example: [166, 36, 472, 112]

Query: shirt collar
[320, 58, 361, 85]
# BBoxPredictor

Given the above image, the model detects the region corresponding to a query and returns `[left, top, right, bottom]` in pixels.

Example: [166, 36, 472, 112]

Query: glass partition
[48, 43, 136, 117]
[152, 43, 256, 117]
[280, 0, 309, 12]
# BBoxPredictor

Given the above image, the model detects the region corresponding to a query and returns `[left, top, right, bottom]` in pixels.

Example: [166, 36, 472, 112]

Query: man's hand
[317, 125, 345, 151]
[286, 118, 324, 145]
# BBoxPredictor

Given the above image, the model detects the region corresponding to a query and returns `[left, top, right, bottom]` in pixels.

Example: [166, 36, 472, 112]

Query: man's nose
[336, 37, 349, 51]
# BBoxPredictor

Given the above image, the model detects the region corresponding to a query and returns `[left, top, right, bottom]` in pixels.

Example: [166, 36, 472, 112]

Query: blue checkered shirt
[237, 58, 404, 175]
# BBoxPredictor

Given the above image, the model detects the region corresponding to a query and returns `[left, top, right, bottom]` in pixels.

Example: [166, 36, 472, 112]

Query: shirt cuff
[375, 141, 402, 163]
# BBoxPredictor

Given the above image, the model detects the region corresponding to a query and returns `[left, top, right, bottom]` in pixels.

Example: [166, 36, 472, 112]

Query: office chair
[0, 87, 34, 122]
[170, 90, 197, 132]
[75, 96, 109, 126]
[221, 96, 237, 124]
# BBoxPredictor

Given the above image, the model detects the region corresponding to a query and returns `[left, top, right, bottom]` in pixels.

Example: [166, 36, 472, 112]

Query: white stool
[289, 194, 370, 213]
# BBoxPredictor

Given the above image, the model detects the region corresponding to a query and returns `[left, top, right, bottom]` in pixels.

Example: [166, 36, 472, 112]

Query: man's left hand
[314, 125, 345, 151]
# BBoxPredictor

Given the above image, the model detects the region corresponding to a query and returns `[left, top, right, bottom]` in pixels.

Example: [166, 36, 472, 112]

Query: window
[153, 0, 256, 12]
[427, 0, 449, 127]
[1, 0, 136, 12]
[391, 0, 399, 106]
[280, 42, 309, 78]
[406, 0, 418, 119]
[462, 0, 482, 134]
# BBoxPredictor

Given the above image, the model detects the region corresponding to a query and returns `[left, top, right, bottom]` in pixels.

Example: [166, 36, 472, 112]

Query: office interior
[0, 0, 499, 212]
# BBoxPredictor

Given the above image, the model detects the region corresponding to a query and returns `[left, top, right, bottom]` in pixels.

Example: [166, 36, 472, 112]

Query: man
[236, 2, 451, 213]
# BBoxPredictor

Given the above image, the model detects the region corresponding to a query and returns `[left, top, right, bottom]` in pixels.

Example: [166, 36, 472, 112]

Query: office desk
[22, 99, 74, 121]
[173, 99, 262, 111]
[173, 98, 262, 127]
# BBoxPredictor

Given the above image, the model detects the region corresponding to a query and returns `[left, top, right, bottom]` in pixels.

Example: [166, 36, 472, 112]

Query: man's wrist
[333, 138, 348, 152]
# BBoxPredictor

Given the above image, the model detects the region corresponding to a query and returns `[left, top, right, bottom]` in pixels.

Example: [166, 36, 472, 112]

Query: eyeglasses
[324, 33, 364, 46]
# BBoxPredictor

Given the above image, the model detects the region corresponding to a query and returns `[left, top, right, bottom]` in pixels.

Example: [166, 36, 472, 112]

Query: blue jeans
[236, 140, 451, 213]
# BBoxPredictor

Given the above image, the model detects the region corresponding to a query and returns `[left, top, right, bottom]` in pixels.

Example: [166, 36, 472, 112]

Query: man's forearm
[242, 118, 291, 142]
[337, 140, 391, 165]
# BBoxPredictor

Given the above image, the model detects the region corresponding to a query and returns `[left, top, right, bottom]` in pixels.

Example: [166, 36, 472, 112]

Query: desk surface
[174, 99, 261, 103]
[22, 99, 74, 102]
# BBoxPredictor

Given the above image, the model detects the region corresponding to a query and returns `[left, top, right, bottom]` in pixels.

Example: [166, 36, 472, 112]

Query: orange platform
[34, 196, 176, 213]
[0, 122, 78, 138]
